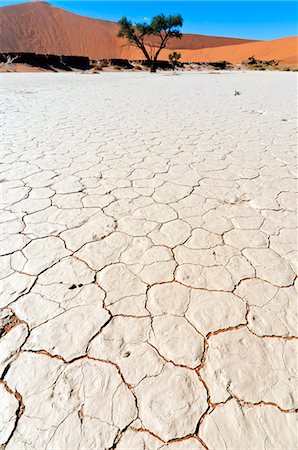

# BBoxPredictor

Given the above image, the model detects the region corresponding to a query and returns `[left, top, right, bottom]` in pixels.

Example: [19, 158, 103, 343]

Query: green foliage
[168, 51, 181, 62]
[168, 51, 182, 70]
[117, 17, 151, 42]
[118, 14, 183, 72]
[150, 14, 183, 37]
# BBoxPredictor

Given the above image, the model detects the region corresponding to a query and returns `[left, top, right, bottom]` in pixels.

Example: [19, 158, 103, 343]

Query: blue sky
[1, 1, 297, 40]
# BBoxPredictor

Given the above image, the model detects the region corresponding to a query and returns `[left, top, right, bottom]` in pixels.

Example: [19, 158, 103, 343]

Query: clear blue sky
[1, 1, 297, 40]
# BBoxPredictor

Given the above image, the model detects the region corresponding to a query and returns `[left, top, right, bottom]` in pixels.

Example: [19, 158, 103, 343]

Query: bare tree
[4, 54, 18, 71]
[118, 14, 183, 72]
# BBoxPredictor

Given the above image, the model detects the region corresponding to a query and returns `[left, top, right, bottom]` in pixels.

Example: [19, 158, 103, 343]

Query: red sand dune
[173, 36, 298, 66]
[0, 1, 255, 58]
[0, 1, 297, 66]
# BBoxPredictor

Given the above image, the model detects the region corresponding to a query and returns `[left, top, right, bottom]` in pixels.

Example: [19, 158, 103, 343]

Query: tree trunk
[150, 60, 157, 73]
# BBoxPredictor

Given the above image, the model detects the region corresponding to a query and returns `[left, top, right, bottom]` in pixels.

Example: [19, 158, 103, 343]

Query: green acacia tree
[169, 51, 181, 70]
[117, 14, 183, 72]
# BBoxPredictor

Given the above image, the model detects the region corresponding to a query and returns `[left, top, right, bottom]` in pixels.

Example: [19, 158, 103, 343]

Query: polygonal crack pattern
[1, 72, 297, 449]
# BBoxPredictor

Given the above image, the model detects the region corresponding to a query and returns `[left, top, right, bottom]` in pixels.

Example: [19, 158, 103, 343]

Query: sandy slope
[0, 1, 255, 59]
[1, 2, 296, 65]
[173, 36, 298, 66]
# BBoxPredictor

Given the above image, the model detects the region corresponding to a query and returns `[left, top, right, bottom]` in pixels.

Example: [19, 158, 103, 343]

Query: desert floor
[1, 71, 297, 450]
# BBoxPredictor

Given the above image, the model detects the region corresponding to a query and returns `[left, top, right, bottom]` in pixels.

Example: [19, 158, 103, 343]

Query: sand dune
[0, 1, 255, 59]
[0, 1, 296, 66]
[173, 36, 298, 66]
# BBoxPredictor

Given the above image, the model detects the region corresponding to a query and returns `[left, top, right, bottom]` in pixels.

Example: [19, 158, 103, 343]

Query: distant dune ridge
[176, 36, 298, 66]
[0, 1, 297, 65]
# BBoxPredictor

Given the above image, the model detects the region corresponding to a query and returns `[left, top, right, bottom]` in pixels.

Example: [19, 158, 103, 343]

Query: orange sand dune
[0, 1, 296, 66]
[0, 1, 255, 59]
[172, 36, 298, 66]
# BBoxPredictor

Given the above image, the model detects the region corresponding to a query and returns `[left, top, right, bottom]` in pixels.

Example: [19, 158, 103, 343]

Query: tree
[247, 55, 257, 65]
[168, 51, 181, 70]
[117, 14, 183, 72]
[4, 54, 18, 71]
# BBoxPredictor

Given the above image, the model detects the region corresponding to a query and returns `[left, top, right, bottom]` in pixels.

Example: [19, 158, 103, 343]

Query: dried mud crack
[0, 72, 297, 449]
